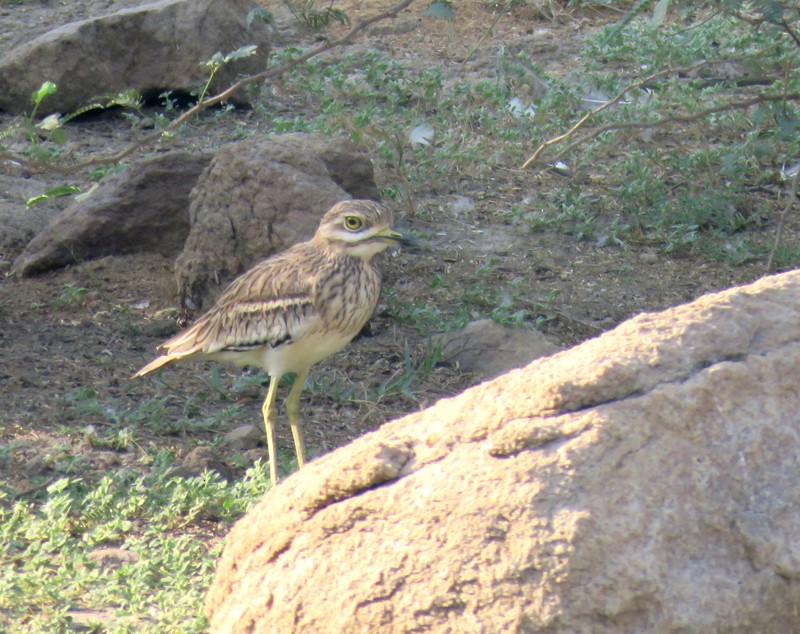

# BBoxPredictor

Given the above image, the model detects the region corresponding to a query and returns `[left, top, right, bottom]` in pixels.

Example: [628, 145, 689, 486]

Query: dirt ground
[0, 0, 784, 493]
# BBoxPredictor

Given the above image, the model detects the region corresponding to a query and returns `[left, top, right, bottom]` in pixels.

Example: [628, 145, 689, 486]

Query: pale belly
[209, 324, 359, 378]
[262, 328, 355, 376]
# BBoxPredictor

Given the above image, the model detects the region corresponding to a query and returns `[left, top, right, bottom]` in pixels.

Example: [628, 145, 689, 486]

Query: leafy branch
[0, 0, 418, 175]
[520, 56, 791, 170]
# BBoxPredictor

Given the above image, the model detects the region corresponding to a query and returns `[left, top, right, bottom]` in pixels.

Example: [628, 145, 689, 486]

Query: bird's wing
[160, 247, 324, 358]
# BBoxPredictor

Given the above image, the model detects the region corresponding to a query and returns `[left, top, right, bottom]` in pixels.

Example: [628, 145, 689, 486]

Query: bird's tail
[132, 317, 209, 379]
[131, 355, 174, 379]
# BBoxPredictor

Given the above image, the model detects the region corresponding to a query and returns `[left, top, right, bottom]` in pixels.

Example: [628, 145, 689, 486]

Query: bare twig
[0, 0, 418, 175]
[518, 298, 604, 334]
[767, 167, 800, 272]
[521, 58, 726, 170]
[781, 18, 800, 48]
[462, 0, 509, 64]
[541, 91, 800, 167]
[520, 54, 786, 170]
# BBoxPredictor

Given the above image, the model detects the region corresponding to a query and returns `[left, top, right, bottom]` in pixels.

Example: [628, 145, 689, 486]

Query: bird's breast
[315, 259, 382, 339]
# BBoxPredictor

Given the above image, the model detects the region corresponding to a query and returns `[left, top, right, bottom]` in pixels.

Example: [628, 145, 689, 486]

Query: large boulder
[12, 151, 212, 276]
[175, 133, 379, 312]
[0, 0, 270, 115]
[206, 271, 800, 632]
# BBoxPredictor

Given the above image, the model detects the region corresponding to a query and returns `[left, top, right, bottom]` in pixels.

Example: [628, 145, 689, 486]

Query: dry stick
[0, 0, 418, 175]
[462, 1, 509, 64]
[520, 59, 719, 170]
[520, 55, 782, 170]
[767, 167, 800, 272]
[781, 18, 800, 48]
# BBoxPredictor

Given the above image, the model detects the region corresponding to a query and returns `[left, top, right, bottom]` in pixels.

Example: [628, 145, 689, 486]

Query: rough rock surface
[435, 318, 560, 381]
[0, 0, 270, 115]
[175, 133, 379, 312]
[12, 151, 212, 276]
[206, 271, 800, 633]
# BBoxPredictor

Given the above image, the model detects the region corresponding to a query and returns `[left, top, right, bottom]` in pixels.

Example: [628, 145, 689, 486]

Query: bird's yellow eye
[343, 215, 363, 231]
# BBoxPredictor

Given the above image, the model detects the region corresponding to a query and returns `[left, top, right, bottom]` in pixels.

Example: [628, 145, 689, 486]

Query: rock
[223, 425, 262, 451]
[175, 133, 379, 312]
[139, 318, 181, 340]
[435, 319, 559, 380]
[22, 455, 49, 477]
[178, 446, 231, 479]
[13, 151, 212, 276]
[0, 0, 271, 115]
[86, 547, 140, 570]
[206, 270, 800, 633]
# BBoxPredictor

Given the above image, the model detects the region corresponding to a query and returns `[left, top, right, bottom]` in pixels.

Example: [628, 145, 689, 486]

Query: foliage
[517, 1, 800, 264]
[0, 459, 271, 632]
[197, 45, 258, 102]
[1, 82, 143, 167]
[285, 0, 350, 29]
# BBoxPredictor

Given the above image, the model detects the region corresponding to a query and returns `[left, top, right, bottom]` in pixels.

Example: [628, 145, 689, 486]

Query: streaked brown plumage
[133, 200, 415, 486]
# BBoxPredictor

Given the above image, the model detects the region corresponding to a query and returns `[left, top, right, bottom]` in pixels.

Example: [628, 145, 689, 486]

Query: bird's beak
[377, 227, 422, 250]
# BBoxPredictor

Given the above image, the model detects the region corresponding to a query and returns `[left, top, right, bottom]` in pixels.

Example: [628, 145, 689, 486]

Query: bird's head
[314, 200, 417, 260]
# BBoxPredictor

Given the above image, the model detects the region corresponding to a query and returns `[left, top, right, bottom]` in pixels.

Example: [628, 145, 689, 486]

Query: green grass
[372, 340, 443, 401]
[0, 457, 271, 632]
[387, 257, 547, 333]
[264, 47, 557, 207]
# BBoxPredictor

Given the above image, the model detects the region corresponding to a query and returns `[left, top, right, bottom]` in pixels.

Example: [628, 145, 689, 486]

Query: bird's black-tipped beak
[377, 228, 423, 251]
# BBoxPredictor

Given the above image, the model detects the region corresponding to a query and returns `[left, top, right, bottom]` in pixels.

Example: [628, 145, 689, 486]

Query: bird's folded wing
[160, 249, 325, 357]
[157, 293, 319, 357]
[208, 296, 319, 353]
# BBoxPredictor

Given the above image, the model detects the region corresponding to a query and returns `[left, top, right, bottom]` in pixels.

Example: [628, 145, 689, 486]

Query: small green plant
[4, 83, 143, 153]
[1, 82, 145, 208]
[197, 45, 258, 102]
[285, 0, 350, 29]
[25, 184, 82, 207]
[0, 461, 272, 631]
[424, 1, 454, 21]
[246, 6, 275, 28]
[51, 282, 89, 308]
[84, 424, 139, 451]
[373, 340, 443, 401]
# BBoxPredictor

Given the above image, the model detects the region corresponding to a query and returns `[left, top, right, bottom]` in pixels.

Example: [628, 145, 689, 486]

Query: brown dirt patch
[0, 0, 790, 493]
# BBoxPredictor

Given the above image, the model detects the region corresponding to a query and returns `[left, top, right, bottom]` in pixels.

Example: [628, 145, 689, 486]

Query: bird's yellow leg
[261, 375, 281, 487]
[285, 368, 308, 469]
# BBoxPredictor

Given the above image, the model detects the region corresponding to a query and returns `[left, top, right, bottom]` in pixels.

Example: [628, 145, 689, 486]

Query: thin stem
[0, 0, 418, 175]
[521, 52, 783, 170]
[547, 91, 800, 166]
[767, 166, 800, 272]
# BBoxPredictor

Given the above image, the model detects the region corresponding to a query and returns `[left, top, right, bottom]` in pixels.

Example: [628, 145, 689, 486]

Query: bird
[133, 199, 416, 487]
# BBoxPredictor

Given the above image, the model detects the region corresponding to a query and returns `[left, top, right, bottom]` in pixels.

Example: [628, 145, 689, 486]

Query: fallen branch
[0, 0, 418, 175]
